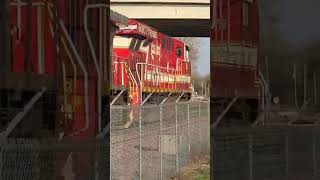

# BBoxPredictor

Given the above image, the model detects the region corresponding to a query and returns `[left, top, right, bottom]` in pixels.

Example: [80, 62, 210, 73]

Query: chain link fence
[0, 101, 209, 180]
[111, 101, 210, 180]
[0, 138, 109, 180]
[212, 126, 320, 180]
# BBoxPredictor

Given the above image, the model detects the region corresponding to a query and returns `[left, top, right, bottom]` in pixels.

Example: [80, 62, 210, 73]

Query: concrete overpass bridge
[110, 0, 210, 37]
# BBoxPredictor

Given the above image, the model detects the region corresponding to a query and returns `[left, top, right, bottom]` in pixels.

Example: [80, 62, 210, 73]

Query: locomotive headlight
[120, 24, 137, 30]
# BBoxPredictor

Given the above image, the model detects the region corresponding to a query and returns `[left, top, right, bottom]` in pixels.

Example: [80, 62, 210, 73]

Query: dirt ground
[171, 156, 210, 180]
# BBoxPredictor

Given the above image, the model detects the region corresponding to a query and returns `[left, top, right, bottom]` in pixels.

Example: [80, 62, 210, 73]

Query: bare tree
[176, 37, 210, 95]
[176, 37, 201, 72]
[191, 71, 210, 96]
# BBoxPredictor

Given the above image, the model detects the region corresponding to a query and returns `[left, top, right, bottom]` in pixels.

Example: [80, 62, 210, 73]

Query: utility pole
[314, 72, 317, 105]
[304, 64, 307, 104]
[202, 81, 204, 96]
[204, 81, 207, 96]
[265, 56, 269, 83]
[293, 64, 298, 108]
[193, 80, 195, 92]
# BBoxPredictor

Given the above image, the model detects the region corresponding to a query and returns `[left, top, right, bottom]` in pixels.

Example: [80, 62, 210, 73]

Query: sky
[195, 38, 210, 77]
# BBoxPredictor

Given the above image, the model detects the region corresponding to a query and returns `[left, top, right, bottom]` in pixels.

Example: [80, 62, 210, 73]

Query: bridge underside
[137, 19, 210, 37]
[111, 0, 210, 37]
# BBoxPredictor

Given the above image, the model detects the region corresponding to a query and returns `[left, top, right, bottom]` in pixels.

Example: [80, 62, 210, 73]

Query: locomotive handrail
[112, 56, 131, 86]
[135, 62, 192, 89]
[252, 70, 270, 127]
[10, 0, 55, 40]
[58, 17, 89, 137]
[114, 58, 191, 101]
[84, 3, 110, 132]
[125, 63, 140, 105]
[112, 56, 129, 63]
[112, 57, 140, 105]
[135, 62, 176, 83]
[136, 63, 176, 72]
[60, 38, 78, 116]
[47, 3, 89, 135]
[136, 62, 177, 91]
[46, 2, 78, 130]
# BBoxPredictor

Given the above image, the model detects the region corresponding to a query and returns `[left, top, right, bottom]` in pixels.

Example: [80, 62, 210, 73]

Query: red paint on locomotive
[7, 0, 118, 137]
[113, 19, 192, 105]
[211, 0, 260, 98]
[10, 1, 56, 75]
[211, 0, 262, 125]
[7, 0, 127, 178]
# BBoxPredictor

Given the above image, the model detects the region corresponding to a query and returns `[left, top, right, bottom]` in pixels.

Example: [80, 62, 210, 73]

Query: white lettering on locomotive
[151, 43, 161, 60]
[138, 23, 157, 39]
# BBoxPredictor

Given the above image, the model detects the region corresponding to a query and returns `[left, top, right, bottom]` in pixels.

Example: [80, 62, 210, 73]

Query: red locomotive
[112, 19, 192, 106]
[2, 0, 130, 139]
[211, 0, 265, 126]
[3, 0, 192, 139]
[2, 0, 127, 178]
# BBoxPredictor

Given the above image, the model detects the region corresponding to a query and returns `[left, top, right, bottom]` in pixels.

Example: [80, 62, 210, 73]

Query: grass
[173, 158, 210, 180]
[194, 163, 210, 180]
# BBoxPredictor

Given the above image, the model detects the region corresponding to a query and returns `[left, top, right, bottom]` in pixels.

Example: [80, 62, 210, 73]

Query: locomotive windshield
[185, 45, 190, 61]
[176, 47, 182, 57]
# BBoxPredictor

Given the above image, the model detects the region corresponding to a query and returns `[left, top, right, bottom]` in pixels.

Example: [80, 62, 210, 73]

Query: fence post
[199, 102, 201, 119]
[208, 101, 210, 154]
[199, 102, 201, 155]
[160, 104, 163, 180]
[120, 108, 123, 124]
[175, 103, 179, 172]
[248, 134, 253, 180]
[187, 103, 191, 161]
[313, 129, 317, 177]
[285, 132, 289, 176]
[110, 107, 114, 180]
[139, 107, 142, 180]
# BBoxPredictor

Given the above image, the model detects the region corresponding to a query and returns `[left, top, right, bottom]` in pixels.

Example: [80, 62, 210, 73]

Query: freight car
[210, 0, 266, 126]
[111, 19, 193, 106]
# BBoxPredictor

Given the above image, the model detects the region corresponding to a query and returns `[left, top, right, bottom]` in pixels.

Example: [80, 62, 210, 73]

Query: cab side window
[176, 47, 182, 57]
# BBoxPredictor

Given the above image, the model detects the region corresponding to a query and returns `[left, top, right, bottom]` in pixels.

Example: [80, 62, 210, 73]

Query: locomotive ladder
[125, 63, 140, 105]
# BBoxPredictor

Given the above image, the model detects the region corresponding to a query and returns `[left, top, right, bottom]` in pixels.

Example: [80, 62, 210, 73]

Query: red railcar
[2, 0, 62, 138]
[211, 0, 264, 126]
[112, 19, 192, 105]
[4, 0, 129, 138]
[2, 0, 126, 178]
